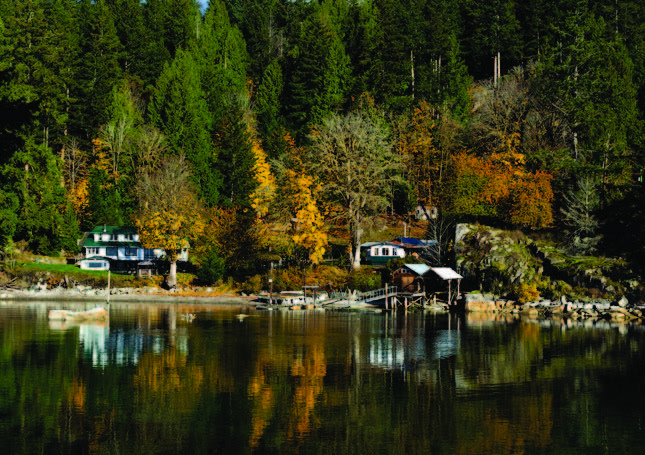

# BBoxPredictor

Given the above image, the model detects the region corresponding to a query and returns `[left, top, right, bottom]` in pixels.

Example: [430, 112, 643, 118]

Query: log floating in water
[48, 307, 108, 321]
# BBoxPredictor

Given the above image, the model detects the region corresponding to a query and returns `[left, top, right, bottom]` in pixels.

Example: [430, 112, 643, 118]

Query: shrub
[176, 273, 196, 288]
[242, 275, 263, 295]
[348, 268, 381, 292]
[195, 248, 225, 285]
[513, 282, 540, 303]
[537, 280, 572, 301]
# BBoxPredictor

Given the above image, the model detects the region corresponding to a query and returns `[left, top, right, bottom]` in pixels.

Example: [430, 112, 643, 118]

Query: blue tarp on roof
[395, 237, 427, 246]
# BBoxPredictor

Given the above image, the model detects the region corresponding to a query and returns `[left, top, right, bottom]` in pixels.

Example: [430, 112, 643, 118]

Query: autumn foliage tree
[273, 133, 328, 266]
[441, 152, 553, 228]
[132, 156, 204, 287]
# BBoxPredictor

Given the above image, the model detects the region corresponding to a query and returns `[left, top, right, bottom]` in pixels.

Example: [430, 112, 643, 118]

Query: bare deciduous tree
[308, 112, 403, 269]
[133, 156, 204, 287]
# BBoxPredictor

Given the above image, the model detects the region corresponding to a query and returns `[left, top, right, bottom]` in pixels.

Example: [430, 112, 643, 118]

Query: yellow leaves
[70, 177, 90, 219]
[283, 172, 327, 264]
[250, 139, 276, 218]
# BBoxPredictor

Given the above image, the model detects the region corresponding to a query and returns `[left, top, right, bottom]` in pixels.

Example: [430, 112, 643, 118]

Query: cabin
[360, 237, 438, 266]
[78, 226, 189, 272]
[392, 263, 431, 292]
[361, 241, 407, 266]
[391, 263, 463, 307]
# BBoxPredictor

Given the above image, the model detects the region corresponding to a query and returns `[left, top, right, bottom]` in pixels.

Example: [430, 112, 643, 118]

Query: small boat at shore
[48, 307, 108, 321]
[255, 290, 328, 306]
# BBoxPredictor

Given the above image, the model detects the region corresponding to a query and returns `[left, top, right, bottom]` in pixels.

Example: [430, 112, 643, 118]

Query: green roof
[82, 226, 141, 248]
[88, 226, 138, 235]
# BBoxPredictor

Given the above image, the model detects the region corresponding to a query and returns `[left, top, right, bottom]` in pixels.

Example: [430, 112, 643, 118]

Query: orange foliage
[394, 101, 440, 205]
[69, 176, 90, 220]
[443, 152, 553, 228]
[503, 171, 553, 228]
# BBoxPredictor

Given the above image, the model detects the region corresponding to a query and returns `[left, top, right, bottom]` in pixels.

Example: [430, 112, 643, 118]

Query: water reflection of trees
[3, 306, 645, 453]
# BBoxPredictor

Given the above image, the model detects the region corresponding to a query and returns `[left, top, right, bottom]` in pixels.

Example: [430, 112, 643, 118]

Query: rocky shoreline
[4, 285, 645, 323]
[466, 293, 645, 321]
[0, 285, 252, 305]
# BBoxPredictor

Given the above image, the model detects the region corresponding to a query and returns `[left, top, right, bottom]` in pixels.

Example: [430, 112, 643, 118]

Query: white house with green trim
[78, 226, 188, 270]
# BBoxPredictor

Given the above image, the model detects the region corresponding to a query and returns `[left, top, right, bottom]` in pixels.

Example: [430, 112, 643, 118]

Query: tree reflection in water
[2, 303, 645, 454]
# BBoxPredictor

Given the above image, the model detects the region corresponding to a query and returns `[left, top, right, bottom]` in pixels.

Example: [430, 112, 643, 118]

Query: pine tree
[255, 58, 285, 159]
[284, 9, 350, 139]
[223, 0, 283, 83]
[459, 0, 522, 81]
[0, 0, 79, 160]
[141, 0, 173, 86]
[105, 0, 149, 82]
[148, 49, 219, 206]
[532, 4, 641, 202]
[212, 101, 258, 211]
[164, 0, 201, 57]
[3, 140, 80, 254]
[73, 0, 123, 140]
[196, 0, 248, 123]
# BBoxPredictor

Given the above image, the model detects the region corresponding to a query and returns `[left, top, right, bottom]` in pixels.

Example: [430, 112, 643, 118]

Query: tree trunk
[350, 226, 362, 270]
[168, 260, 178, 288]
[351, 245, 361, 270]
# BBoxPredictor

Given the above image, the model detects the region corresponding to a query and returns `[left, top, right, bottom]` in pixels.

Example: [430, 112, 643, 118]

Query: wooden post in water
[385, 283, 388, 309]
[269, 262, 274, 305]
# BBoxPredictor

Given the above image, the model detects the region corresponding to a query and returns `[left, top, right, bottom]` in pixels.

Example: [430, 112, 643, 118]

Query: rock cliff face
[454, 224, 642, 305]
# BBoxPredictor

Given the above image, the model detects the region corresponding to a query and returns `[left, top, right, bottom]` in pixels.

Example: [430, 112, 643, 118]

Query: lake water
[2, 300, 645, 455]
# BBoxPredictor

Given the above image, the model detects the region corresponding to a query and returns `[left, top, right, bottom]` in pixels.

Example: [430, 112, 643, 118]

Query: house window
[125, 247, 138, 256]
[381, 247, 390, 256]
[88, 261, 105, 269]
[86, 248, 98, 256]
[106, 247, 118, 257]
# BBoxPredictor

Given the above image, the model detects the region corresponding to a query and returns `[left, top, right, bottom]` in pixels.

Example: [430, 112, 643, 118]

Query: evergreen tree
[255, 58, 285, 159]
[459, 0, 522, 81]
[356, 0, 413, 111]
[196, 0, 248, 123]
[105, 0, 149, 83]
[223, 0, 283, 83]
[148, 49, 219, 206]
[0, 0, 79, 161]
[532, 5, 641, 203]
[141, 0, 173, 87]
[164, 0, 201, 56]
[284, 9, 350, 139]
[3, 140, 79, 254]
[212, 100, 257, 211]
[73, 0, 123, 140]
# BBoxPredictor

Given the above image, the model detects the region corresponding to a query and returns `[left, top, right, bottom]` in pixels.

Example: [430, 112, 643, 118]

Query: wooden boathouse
[390, 263, 463, 309]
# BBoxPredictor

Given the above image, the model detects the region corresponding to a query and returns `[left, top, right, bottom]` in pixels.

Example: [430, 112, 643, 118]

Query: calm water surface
[2, 300, 645, 454]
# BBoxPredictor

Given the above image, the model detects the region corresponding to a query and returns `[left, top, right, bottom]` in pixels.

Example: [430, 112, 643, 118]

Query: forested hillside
[0, 0, 644, 281]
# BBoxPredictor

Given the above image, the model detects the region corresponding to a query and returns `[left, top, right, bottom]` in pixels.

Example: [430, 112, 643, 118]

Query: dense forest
[0, 0, 644, 282]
